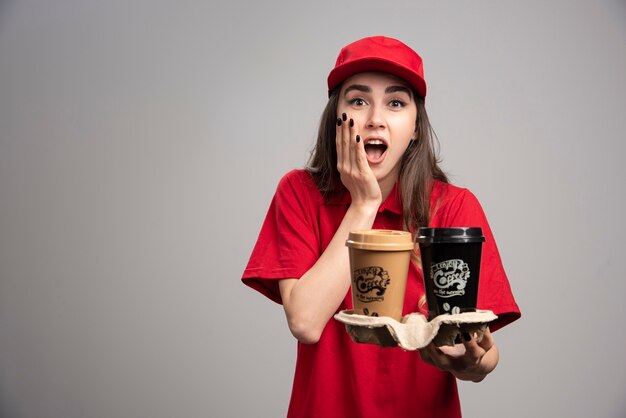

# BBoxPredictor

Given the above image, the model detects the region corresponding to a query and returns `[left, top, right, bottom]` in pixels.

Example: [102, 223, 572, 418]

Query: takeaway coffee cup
[346, 230, 414, 321]
[417, 227, 485, 320]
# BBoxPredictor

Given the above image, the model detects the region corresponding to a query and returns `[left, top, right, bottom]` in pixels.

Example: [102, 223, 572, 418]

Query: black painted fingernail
[356, 135, 360, 143]
[337, 118, 342, 126]
[349, 118, 354, 127]
[342, 112, 347, 121]
[462, 332, 471, 342]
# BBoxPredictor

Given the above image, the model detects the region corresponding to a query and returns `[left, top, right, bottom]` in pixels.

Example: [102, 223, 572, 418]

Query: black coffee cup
[416, 227, 485, 320]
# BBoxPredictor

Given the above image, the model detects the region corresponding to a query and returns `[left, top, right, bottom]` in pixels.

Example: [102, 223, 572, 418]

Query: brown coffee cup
[346, 230, 414, 321]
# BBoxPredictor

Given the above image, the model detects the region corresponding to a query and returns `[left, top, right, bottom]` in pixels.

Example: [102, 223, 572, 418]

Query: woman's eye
[389, 99, 406, 108]
[349, 98, 366, 106]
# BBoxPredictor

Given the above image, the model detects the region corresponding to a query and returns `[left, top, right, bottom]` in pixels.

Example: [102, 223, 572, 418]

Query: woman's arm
[278, 204, 377, 344]
[279, 114, 381, 344]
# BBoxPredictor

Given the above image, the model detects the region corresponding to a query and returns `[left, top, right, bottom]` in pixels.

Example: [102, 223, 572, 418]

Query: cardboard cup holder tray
[334, 310, 497, 350]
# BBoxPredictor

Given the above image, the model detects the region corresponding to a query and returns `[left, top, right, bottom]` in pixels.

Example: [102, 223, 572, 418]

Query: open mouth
[364, 139, 388, 164]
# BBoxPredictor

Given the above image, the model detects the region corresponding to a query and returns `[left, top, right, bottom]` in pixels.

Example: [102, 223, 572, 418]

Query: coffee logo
[353, 266, 390, 303]
[431, 259, 469, 298]
[443, 302, 461, 315]
[362, 308, 379, 317]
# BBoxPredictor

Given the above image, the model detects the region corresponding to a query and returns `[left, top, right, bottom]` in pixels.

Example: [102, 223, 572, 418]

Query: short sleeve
[242, 170, 321, 304]
[433, 186, 521, 332]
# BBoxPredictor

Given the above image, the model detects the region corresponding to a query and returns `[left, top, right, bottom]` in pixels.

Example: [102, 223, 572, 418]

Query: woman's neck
[378, 172, 399, 203]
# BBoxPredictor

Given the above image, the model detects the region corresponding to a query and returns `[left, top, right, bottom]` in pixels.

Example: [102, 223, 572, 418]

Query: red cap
[327, 36, 426, 98]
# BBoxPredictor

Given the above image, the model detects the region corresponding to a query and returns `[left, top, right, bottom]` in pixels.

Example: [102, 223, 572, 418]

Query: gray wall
[1, 0, 624, 417]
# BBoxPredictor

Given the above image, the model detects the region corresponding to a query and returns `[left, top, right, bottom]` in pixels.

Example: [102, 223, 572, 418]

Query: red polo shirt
[242, 169, 520, 418]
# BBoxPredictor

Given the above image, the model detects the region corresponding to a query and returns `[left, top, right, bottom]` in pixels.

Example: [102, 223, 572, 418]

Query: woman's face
[337, 72, 418, 188]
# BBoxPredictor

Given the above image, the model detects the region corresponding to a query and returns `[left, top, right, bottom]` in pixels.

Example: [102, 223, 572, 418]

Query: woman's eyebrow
[343, 84, 371, 95]
[385, 85, 412, 96]
[343, 84, 412, 97]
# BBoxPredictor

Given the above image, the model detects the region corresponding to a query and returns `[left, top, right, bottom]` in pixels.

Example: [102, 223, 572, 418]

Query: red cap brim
[327, 58, 427, 98]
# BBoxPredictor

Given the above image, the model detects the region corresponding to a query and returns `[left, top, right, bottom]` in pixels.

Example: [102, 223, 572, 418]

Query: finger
[355, 133, 370, 175]
[351, 121, 365, 176]
[477, 328, 495, 352]
[335, 116, 344, 172]
[460, 332, 484, 363]
[423, 343, 453, 371]
[419, 345, 443, 369]
[348, 118, 358, 171]
[349, 120, 369, 176]
[341, 113, 351, 171]
[418, 348, 432, 365]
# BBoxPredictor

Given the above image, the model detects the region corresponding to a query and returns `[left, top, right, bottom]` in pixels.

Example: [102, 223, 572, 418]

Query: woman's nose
[366, 105, 385, 129]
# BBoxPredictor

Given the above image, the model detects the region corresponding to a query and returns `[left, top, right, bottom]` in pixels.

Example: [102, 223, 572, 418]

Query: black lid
[416, 227, 485, 244]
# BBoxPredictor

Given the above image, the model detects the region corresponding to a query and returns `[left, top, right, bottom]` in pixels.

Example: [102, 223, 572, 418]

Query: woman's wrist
[346, 201, 380, 220]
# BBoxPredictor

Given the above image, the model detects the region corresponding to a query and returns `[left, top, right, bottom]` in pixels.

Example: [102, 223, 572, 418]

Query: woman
[242, 36, 520, 418]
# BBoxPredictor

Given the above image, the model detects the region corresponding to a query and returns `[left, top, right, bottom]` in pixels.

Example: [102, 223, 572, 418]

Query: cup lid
[416, 227, 485, 244]
[346, 229, 414, 251]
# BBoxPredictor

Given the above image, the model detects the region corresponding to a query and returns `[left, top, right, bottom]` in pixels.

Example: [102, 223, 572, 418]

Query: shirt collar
[326, 181, 403, 216]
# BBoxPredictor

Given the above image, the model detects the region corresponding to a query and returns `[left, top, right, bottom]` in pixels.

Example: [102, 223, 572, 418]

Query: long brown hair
[306, 87, 448, 234]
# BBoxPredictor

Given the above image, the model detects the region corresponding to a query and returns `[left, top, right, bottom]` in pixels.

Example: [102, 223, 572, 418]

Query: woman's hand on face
[336, 113, 382, 209]
[418, 328, 499, 382]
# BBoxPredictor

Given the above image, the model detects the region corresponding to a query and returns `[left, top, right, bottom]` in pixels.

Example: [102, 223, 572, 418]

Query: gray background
[1, 0, 624, 417]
